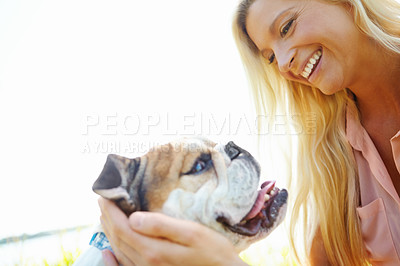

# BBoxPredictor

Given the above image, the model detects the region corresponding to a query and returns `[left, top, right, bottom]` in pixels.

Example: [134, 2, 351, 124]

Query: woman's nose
[275, 48, 296, 74]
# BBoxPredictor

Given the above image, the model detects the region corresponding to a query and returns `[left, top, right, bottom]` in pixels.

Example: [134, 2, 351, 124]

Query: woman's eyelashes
[267, 18, 296, 64]
[280, 18, 295, 38]
[268, 54, 275, 64]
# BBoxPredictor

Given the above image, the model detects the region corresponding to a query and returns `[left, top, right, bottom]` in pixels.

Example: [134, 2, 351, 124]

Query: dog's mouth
[217, 181, 288, 236]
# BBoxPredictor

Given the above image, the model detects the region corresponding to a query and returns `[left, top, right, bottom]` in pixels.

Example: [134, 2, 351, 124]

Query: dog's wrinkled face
[93, 137, 288, 252]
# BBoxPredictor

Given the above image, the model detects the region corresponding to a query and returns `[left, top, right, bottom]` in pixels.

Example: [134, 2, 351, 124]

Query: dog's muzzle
[217, 141, 288, 236]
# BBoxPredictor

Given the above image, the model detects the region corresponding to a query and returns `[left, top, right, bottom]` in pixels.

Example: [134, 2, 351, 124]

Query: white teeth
[270, 190, 276, 196]
[240, 220, 247, 225]
[264, 194, 270, 201]
[301, 50, 321, 79]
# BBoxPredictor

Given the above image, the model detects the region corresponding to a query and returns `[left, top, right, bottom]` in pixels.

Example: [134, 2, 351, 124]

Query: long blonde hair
[233, 0, 400, 265]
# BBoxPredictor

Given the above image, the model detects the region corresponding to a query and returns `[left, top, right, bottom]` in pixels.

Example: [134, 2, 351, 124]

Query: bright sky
[0, 0, 279, 239]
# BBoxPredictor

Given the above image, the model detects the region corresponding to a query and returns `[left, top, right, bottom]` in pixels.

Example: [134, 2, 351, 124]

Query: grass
[3, 246, 82, 266]
[42, 247, 82, 266]
[0, 226, 89, 266]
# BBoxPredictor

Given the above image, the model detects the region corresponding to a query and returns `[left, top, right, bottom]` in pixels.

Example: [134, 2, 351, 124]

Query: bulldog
[74, 138, 288, 265]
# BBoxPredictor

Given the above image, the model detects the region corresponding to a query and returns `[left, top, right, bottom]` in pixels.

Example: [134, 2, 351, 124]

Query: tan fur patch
[144, 141, 216, 211]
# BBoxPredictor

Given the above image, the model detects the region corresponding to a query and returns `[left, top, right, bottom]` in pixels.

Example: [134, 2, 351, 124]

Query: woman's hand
[101, 249, 119, 266]
[98, 198, 247, 266]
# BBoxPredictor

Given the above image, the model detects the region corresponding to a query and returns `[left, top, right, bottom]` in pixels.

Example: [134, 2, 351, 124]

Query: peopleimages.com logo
[81, 112, 317, 136]
[80, 112, 317, 154]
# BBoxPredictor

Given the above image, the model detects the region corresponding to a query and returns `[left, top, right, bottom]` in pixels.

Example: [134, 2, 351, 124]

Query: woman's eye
[268, 53, 275, 64]
[280, 19, 294, 37]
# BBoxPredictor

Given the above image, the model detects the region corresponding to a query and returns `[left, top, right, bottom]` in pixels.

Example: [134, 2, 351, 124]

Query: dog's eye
[183, 153, 212, 175]
[193, 160, 207, 173]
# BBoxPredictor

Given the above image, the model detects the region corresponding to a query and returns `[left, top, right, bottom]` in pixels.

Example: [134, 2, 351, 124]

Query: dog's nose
[224, 141, 242, 160]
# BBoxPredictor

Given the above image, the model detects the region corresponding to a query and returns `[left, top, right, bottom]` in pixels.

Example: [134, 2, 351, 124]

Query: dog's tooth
[270, 206, 278, 219]
[264, 194, 270, 201]
[270, 190, 275, 196]
[240, 220, 247, 225]
[310, 58, 316, 64]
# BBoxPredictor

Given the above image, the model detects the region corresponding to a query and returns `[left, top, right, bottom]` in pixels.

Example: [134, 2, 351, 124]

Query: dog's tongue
[243, 181, 275, 221]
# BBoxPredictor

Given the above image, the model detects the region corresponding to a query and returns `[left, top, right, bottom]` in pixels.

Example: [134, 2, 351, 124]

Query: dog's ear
[93, 154, 143, 216]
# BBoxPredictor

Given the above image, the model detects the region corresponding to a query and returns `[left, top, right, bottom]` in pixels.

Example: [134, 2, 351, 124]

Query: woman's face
[246, 0, 369, 95]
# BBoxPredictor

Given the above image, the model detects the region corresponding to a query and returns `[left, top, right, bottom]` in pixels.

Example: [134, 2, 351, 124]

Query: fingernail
[102, 250, 111, 263]
[130, 212, 144, 228]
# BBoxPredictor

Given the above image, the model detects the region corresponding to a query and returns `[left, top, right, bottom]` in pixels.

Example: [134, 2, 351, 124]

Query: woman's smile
[301, 49, 321, 79]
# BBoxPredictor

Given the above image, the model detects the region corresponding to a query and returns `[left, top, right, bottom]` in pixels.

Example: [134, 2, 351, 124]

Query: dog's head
[93, 137, 288, 251]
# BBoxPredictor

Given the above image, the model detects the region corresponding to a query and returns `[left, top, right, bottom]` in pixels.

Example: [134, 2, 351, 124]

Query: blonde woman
[233, 0, 400, 265]
[99, 0, 400, 265]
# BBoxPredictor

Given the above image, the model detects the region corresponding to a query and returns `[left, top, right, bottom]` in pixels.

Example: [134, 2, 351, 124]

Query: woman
[99, 0, 400, 265]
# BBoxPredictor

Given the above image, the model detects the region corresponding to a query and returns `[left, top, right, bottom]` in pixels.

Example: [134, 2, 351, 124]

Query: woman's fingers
[99, 198, 138, 246]
[101, 250, 119, 266]
[101, 217, 137, 266]
[100, 203, 187, 266]
[99, 198, 139, 265]
[98, 199, 246, 266]
[128, 212, 212, 246]
[126, 213, 245, 266]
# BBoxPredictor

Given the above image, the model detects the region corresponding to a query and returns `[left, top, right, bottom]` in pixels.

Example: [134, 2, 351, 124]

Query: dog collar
[89, 231, 114, 253]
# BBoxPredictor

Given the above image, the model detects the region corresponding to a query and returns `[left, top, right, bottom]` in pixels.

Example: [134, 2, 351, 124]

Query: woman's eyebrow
[269, 7, 294, 33]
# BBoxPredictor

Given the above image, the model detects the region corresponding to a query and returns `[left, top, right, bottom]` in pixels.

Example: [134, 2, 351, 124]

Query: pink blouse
[346, 105, 400, 265]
